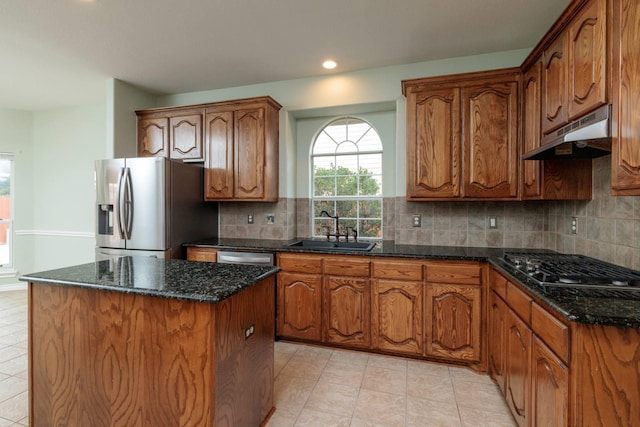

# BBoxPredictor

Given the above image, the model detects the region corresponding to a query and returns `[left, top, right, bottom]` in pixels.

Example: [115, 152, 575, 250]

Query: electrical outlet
[489, 217, 498, 229]
[247, 214, 254, 224]
[571, 217, 578, 234]
[412, 215, 421, 227]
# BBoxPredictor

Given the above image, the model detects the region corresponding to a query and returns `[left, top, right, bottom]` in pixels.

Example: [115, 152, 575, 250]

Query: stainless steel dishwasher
[216, 251, 275, 266]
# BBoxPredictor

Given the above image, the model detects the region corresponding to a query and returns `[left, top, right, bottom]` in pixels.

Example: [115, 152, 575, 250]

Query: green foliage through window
[311, 118, 383, 239]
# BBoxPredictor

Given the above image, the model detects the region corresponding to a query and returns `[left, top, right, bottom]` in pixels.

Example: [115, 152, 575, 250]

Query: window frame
[310, 117, 383, 241]
[0, 153, 14, 272]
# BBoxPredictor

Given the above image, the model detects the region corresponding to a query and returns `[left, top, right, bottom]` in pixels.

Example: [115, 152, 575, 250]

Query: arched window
[311, 117, 383, 240]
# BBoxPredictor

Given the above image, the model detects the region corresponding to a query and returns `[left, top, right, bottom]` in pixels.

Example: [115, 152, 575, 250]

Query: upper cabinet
[522, 60, 592, 200]
[403, 68, 520, 201]
[137, 96, 281, 202]
[611, 0, 640, 195]
[137, 109, 204, 161]
[204, 97, 281, 202]
[541, 0, 607, 135]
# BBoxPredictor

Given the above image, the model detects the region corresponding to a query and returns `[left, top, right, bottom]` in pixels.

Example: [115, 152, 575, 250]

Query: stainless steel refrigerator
[95, 157, 217, 260]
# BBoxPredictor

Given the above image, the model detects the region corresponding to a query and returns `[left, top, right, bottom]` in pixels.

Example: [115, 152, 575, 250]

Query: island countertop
[19, 256, 279, 303]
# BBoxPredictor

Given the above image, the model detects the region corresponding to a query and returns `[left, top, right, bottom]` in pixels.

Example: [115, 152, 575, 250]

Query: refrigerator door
[124, 157, 169, 251]
[96, 158, 126, 249]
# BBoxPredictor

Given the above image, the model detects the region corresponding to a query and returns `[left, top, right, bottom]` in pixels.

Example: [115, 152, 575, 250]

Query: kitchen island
[20, 256, 279, 427]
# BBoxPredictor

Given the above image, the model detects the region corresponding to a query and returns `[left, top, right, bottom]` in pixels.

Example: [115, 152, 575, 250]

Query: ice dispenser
[98, 204, 114, 235]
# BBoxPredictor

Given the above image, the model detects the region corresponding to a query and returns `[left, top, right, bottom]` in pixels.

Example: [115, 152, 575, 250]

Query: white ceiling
[0, 0, 570, 111]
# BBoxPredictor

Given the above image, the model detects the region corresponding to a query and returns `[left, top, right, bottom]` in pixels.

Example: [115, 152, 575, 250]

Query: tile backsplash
[217, 157, 639, 269]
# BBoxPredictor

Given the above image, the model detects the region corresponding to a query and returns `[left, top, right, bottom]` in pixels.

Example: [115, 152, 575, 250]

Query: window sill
[0, 269, 18, 279]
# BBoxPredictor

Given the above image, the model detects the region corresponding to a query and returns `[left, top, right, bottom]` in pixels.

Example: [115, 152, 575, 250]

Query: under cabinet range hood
[522, 104, 612, 160]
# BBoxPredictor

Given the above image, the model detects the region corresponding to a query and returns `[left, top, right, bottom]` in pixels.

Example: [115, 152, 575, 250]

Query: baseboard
[0, 283, 27, 292]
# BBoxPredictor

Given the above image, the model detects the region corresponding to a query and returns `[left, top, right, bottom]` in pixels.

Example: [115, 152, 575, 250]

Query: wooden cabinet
[137, 110, 204, 161]
[567, 0, 607, 120]
[531, 336, 569, 427]
[276, 254, 323, 341]
[522, 61, 592, 200]
[403, 68, 520, 201]
[424, 261, 483, 363]
[541, 0, 607, 136]
[504, 305, 532, 427]
[204, 97, 281, 202]
[322, 256, 371, 348]
[489, 267, 571, 427]
[371, 260, 424, 355]
[611, 0, 640, 195]
[323, 276, 371, 348]
[462, 79, 519, 199]
[405, 87, 461, 198]
[542, 33, 569, 135]
[276, 254, 485, 368]
[186, 247, 218, 262]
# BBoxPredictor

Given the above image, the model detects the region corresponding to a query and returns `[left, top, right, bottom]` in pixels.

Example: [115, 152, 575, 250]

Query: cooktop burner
[497, 252, 640, 290]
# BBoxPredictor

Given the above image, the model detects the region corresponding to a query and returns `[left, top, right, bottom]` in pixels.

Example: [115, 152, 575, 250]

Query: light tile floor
[0, 290, 29, 427]
[0, 290, 516, 427]
[267, 341, 516, 427]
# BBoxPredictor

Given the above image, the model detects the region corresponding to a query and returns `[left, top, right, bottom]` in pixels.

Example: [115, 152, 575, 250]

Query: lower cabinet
[277, 272, 322, 341]
[489, 267, 569, 427]
[530, 336, 569, 427]
[276, 253, 485, 368]
[323, 275, 371, 348]
[425, 284, 481, 362]
[372, 280, 423, 355]
[504, 306, 532, 427]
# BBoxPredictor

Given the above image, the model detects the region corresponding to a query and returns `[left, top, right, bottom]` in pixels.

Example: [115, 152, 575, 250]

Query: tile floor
[267, 341, 516, 427]
[0, 290, 29, 427]
[0, 289, 515, 426]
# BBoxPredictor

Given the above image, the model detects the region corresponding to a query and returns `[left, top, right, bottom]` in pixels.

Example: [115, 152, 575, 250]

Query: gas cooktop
[496, 252, 640, 291]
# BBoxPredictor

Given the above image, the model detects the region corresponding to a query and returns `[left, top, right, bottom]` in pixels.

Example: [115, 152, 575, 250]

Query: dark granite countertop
[489, 259, 640, 329]
[187, 238, 640, 328]
[185, 237, 530, 261]
[19, 256, 279, 303]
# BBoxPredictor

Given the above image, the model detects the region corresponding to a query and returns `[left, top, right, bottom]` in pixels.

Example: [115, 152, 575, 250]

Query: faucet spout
[319, 210, 340, 238]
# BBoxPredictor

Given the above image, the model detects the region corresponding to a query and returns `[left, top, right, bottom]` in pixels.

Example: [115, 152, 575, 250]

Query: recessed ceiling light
[322, 60, 337, 70]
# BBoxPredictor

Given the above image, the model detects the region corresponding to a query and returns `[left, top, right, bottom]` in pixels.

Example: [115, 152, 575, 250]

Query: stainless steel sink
[285, 240, 376, 251]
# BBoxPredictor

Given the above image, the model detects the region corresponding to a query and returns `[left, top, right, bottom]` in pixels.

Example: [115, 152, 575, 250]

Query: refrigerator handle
[117, 167, 126, 240]
[122, 167, 133, 240]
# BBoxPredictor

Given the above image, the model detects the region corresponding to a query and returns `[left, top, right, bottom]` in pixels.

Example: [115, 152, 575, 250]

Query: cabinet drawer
[531, 302, 570, 364]
[186, 247, 218, 262]
[372, 260, 423, 281]
[277, 253, 322, 274]
[505, 280, 532, 323]
[490, 268, 507, 299]
[323, 257, 370, 277]
[425, 261, 481, 285]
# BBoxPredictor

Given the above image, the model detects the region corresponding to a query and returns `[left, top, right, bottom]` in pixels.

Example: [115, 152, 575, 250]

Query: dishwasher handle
[217, 251, 274, 266]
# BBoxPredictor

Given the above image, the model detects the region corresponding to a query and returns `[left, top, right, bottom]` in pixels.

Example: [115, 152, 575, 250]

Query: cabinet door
[611, 0, 640, 195]
[542, 33, 569, 135]
[522, 62, 543, 199]
[138, 117, 169, 158]
[568, 0, 607, 120]
[204, 110, 234, 200]
[505, 309, 532, 427]
[530, 336, 569, 427]
[234, 108, 266, 199]
[425, 284, 481, 362]
[323, 276, 370, 348]
[277, 272, 322, 341]
[406, 87, 461, 199]
[489, 291, 507, 392]
[169, 113, 203, 161]
[372, 280, 423, 355]
[462, 80, 519, 199]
